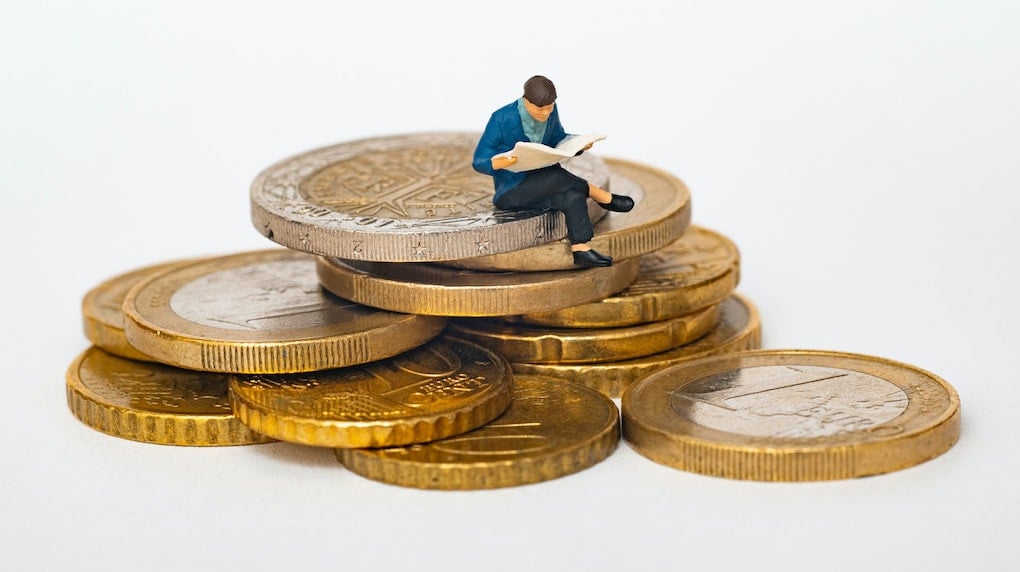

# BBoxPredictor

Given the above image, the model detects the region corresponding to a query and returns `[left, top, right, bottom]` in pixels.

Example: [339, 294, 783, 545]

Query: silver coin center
[669, 365, 909, 438]
[169, 260, 347, 331]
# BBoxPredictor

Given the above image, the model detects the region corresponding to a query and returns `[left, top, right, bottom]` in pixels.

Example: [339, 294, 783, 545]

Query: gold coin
[229, 336, 513, 448]
[510, 294, 761, 397]
[622, 350, 961, 481]
[447, 303, 719, 364]
[505, 226, 739, 328]
[66, 347, 272, 446]
[250, 132, 608, 262]
[82, 259, 192, 361]
[448, 157, 692, 271]
[316, 256, 640, 317]
[123, 249, 446, 373]
[337, 375, 619, 489]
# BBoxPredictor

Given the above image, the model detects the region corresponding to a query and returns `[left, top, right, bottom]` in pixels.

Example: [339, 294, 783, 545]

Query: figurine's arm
[473, 113, 513, 175]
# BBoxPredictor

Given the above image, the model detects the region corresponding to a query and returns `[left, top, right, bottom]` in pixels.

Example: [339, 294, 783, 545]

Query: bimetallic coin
[337, 375, 619, 489]
[229, 336, 513, 448]
[506, 226, 740, 328]
[123, 250, 446, 373]
[316, 256, 640, 317]
[250, 132, 609, 262]
[448, 303, 719, 364]
[622, 350, 961, 481]
[449, 158, 692, 271]
[82, 259, 193, 361]
[66, 347, 272, 446]
[511, 294, 761, 397]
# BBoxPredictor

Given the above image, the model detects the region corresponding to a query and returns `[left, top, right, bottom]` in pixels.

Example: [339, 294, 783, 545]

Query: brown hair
[523, 75, 557, 106]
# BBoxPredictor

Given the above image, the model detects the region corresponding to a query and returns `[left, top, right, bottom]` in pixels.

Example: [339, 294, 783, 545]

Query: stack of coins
[69, 131, 959, 486]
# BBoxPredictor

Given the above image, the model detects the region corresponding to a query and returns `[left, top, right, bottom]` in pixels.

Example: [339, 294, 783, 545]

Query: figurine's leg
[590, 182, 635, 213]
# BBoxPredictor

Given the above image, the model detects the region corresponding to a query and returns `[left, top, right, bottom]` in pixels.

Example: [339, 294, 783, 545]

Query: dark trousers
[494, 165, 593, 244]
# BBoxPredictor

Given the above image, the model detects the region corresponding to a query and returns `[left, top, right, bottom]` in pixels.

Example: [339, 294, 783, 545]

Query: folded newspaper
[495, 133, 606, 172]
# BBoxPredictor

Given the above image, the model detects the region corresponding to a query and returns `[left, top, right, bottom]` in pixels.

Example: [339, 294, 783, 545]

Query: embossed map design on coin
[337, 375, 620, 489]
[622, 350, 961, 481]
[66, 347, 272, 446]
[251, 132, 609, 262]
[229, 336, 513, 448]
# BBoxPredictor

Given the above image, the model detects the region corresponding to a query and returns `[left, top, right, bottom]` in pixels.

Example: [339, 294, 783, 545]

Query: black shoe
[573, 249, 613, 267]
[598, 194, 635, 213]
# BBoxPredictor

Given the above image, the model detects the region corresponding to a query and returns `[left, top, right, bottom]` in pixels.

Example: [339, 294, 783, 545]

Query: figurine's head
[523, 75, 556, 122]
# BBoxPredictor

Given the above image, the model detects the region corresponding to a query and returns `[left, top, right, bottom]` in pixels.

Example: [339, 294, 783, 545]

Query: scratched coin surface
[123, 249, 446, 373]
[448, 303, 718, 364]
[316, 256, 640, 317]
[622, 350, 961, 481]
[250, 132, 609, 262]
[505, 226, 739, 327]
[448, 157, 691, 271]
[337, 375, 619, 489]
[66, 347, 272, 446]
[82, 259, 194, 361]
[229, 336, 513, 448]
[511, 294, 761, 397]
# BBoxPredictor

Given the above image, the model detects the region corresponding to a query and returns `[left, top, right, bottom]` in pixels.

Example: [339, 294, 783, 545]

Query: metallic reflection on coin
[66, 347, 272, 446]
[123, 249, 446, 373]
[250, 132, 609, 262]
[449, 158, 691, 271]
[622, 350, 961, 481]
[511, 294, 761, 397]
[82, 259, 194, 361]
[505, 226, 739, 328]
[229, 336, 513, 448]
[448, 303, 718, 364]
[316, 256, 640, 317]
[337, 375, 619, 489]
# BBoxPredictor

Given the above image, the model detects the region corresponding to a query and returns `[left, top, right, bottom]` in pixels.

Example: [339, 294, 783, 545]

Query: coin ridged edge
[228, 375, 514, 449]
[337, 416, 620, 490]
[81, 313, 153, 362]
[510, 294, 762, 397]
[621, 349, 962, 481]
[65, 349, 273, 446]
[316, 257, 641, 317]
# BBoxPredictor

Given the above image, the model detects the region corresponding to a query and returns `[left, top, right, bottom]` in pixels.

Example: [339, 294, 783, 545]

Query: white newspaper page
[496, 133, 606, 172]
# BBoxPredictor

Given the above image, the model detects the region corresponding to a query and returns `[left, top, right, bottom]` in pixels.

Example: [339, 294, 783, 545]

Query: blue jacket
[472, 100, 567, 202]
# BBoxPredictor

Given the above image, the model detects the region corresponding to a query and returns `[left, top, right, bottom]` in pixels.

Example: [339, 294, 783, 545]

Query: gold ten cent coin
[622, 350, 961, 481]
[123, 249, 446, 374]
[512, 293, 761, 398]
[66, 347, 272, 446]
[229, 335, 513, 448]
[337, 375, 619, 490]
[448, 303, 719, 364]
[505, 226, 740, 328]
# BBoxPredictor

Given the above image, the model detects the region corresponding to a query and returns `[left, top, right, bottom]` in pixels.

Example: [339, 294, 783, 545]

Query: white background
[3, 2, 1018, 570]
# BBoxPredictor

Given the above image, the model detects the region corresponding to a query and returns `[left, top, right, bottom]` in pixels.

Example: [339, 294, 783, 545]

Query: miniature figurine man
[473, 75, 634, 267]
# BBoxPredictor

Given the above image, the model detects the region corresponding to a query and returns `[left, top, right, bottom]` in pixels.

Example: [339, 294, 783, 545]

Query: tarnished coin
[449, 158, 691, 271]
[447, 303, 719, 364]
[123, 249, 446, 373]
[505, 226, 739, 328]
[511, 294, 761, 397]
[250, 132, 608, 262]
[66, 347, 272, 446]
[316, 256, 640, 317]
[622, 350, 961, 481]
[337, 375, 619, 489]
[82, 259, 193, 361]
[229, 336, 513, 448]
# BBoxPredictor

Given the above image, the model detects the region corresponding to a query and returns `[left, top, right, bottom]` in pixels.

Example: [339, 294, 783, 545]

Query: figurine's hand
[492, 155, 518, 170]
[582, 142, 594, 151]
